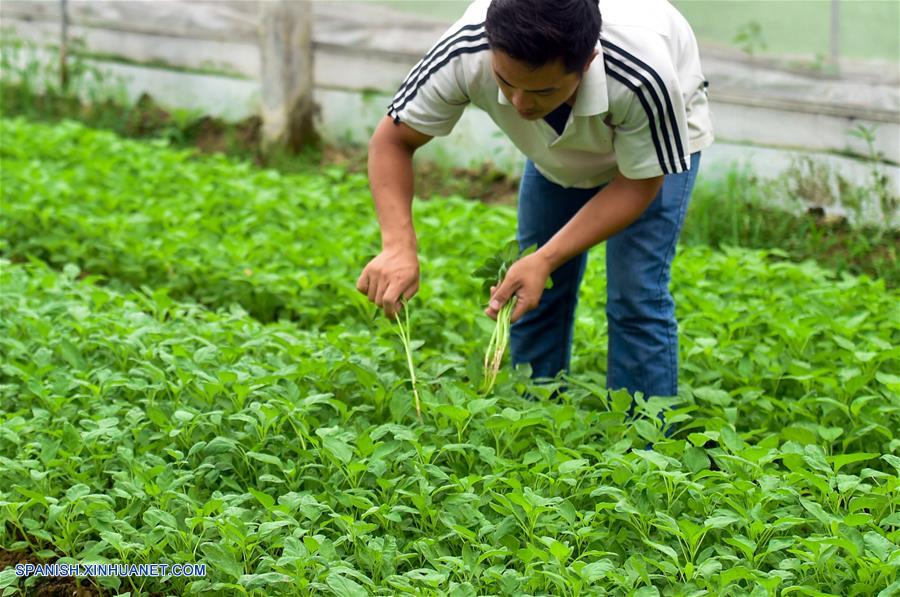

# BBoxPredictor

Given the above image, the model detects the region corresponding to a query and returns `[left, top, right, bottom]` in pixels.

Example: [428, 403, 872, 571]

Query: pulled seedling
[391, 300, 422, 419]
[474, 241, 550, 394]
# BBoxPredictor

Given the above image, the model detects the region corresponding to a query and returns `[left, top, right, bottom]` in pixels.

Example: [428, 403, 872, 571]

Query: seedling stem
[392, 301, 422, 419]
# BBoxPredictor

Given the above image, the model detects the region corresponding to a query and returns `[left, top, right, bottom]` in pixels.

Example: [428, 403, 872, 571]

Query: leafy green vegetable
[1, 119, 898, 596]
[481, 295, 516, 395]
[472, 239, 526, 295]
[474, 241, 552, 394]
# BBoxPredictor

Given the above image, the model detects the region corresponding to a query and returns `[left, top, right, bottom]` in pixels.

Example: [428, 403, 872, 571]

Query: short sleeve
[387, 22, 488, 137]
[606, 50, 691, 179]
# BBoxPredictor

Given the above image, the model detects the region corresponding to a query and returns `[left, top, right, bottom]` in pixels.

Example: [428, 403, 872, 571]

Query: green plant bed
[2, 115, 900, 596]
[1, 120, 527, 331]
[1, 256, 898, 595]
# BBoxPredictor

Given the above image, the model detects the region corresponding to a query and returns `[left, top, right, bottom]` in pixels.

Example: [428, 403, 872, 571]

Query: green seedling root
[481, 296, 516, 394]
[392, 301, 422, 419]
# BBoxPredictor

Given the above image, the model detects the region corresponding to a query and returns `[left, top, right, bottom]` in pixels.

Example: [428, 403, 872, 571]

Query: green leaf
[249, 488, 275, 510]
[687, 432, 713, 447]
[58, 339, 86, 369]
[829, 452, 880, 474]
[864, 531, 896, 561]
[643, 539, 678, 563]
[0, 568, 20, 591]
[580, 559, 614, 583]
[634, 449, 670, 470]
[558, 459, 589, 475]
[697, 558, 722, 579]
[449, 583, 476, 597]
[406, 568, 448, 584]
[326, 436, 354, 463]
[437, 404, 470, 424]
[204, 436, 238, 455]
[548, 540, 571, 562]
[239, 572, 293, 590]
[467, 398, 497, 415]
[878, 579, 900, 597]
[875, 372, 900, 387]
[880, 512, 900, 527]
[843, 513, 872, 527]
[326, 572, 368, 597]
[202, 543, 243, 580]
[65, 484, 91, 501]
[246, 451, 285, 468]
[693, 387, 731, 405]
[100, 531, 123, 550]
[799, 498, 836, 526]
[684, 447, 709, 472]
[143, 508, 179, 529]
[705, 510, 742, 529]
[817, 426, 843, 442]
[881, 454, 900, 474]
[634, 419, 660, 442]
[719, 426, 743, 452]
[725, 535, 756, 560]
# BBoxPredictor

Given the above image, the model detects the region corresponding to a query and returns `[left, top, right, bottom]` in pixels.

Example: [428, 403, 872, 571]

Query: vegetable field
[1, 119, 899, 596]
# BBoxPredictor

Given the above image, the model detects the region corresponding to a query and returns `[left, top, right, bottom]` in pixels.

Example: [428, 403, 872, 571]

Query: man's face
[491, 50, 594, 120]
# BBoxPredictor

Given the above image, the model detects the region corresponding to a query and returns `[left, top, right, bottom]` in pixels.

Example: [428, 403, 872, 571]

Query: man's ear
[583, 48, 599, 73]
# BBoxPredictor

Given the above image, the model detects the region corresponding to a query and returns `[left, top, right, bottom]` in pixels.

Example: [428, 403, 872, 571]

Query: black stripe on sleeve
[604, 40, 688, 171]
[605, 62, 670, 175]
[603, 52, 677, 174]
[390, 23, 485, 111]
[390, 42, 490, 117]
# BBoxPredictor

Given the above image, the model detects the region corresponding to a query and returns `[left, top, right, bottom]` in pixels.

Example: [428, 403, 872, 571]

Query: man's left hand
[484, 251, 552, 323]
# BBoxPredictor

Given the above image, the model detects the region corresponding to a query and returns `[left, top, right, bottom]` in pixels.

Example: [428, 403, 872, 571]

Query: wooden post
[59, 0, 69, 90]
[258, 0, 317, 155]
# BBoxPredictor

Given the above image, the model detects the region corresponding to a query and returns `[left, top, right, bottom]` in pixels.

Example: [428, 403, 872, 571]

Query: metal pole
[829, 0, 840, 71]
[60, 0, 69, 90]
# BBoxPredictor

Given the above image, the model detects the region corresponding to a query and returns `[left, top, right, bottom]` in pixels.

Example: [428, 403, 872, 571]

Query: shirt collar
[495, 42, 609, 116]
[573, 42, 609, 116]
[497, 86, 510, 106]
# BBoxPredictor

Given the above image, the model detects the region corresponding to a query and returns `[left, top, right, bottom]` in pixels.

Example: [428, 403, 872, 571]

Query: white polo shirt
[387, 0, 715, 188]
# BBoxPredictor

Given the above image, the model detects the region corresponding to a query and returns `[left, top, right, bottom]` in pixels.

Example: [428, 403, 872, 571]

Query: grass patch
[683, 166, 899, 287]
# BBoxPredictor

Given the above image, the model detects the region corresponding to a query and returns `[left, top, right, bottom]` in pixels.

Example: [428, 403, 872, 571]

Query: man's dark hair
[485, 0, 602, 73]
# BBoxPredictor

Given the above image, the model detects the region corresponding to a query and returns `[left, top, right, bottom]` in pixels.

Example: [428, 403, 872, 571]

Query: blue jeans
[510, 153, 701, 398]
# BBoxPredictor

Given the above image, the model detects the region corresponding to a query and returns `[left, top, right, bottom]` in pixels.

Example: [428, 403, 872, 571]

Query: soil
[0, 548, 103, 596]
[190, 113, 263, 158]
[318, 144, 520, 205]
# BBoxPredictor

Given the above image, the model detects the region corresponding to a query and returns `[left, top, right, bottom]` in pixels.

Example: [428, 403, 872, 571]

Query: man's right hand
[356, 247, 420, 319]
[360, 117, 432, 318]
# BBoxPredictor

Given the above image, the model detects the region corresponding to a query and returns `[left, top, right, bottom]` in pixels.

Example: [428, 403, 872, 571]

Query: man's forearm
[537, 174, 663, 271]
[367, 137, 418, 252]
